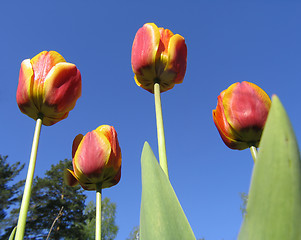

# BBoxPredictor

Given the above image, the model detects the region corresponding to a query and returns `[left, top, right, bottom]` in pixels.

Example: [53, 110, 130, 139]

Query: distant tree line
[0, 156, 118, 240]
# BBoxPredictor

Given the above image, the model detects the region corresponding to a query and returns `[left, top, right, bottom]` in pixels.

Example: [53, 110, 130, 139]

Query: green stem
[154, 83, 169, 178]
[95, 184, 102, 240]
[250, 146, 258, 163]
[15, 118, 43, 240]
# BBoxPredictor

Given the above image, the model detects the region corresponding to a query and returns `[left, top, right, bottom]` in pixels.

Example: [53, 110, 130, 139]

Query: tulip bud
[65, 125, 122, 190]
[16, 51, 82, 126]
[213, 81, 271, 150]
[131, 23, 187, 93]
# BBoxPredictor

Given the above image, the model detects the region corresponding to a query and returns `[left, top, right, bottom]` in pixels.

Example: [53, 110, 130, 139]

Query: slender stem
[250, 146, 258, 163]
[15, 118, 43, 240]
[95, 184, 102, 240]
[154, 83, 169, 178]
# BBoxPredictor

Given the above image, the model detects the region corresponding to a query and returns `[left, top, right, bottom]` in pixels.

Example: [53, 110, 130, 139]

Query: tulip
[213, 81, 271, 150]
[131, 23, 187, 93]
[65, 125, 121, 240]
[15, 51, 81, 239]
[16, 51, 82, 126]
[65, 125, 122, 190]
[131, 23, 187, 177]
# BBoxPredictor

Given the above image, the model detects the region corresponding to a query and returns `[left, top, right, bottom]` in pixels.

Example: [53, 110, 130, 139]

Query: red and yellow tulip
[16, 51, 82, 126]
[213, 81, 271, 150]
[131, 23, 187, 93]
[65, 125, 122, 190]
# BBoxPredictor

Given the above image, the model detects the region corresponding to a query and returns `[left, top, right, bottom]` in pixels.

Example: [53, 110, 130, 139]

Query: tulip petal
[78, 183, 97, 191]
[132, 23, 161, 93]
[97, 126, 122, 171]
[131, 23, 187, 93]
[72, 160, 95, 189]
[213, 95, 249, 150]
[16, 51, 82, 126]
[16, 60, 33, 107]
[95, 126, 122, 188]
[245, 82, 271, 109]
[31, 51, 66, 86]
[37, 62, 81, 126]
[68, 125, 122, 191]
[165, 34, 187, 84]
[155, 28, 174, 76]
[31, 51, 66, 111]
[72, 134, 84, 158]
[223, 82, 271, 136]
[131, 23, 160, 75]
[43, 63, 81, 111]
[157, 32, 187, 92]
[74, 131, 111, 180]
[213, 81, 271, 150]
[133, 74, 155, 93]
[16, 60, 41, 119]
[65, 168, 97, 191]
[64, 169, 79, 187]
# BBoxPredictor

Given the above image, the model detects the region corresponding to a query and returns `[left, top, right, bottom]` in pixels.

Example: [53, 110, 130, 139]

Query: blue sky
[1, 1, 301, 239]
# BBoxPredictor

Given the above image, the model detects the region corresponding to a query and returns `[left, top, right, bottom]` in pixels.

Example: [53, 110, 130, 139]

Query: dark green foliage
[0, 155, 24, 239]
[1, 158, 119, 240]
[1, 159, 87, 240]
[0, 155, 24, 220]
[27, 159, 87, 239]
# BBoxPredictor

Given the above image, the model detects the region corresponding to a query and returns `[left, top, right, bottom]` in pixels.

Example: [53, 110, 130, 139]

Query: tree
[83, 198, 118, 240]
[0, 155, 24, 219]
[0, 155, 24, 239]
[0, 155, 24, 229]
[240, 192, 248, 216]
[1, 159, 87, 240]
[126, 226, 139, 240]
[29, 159, 87, 239]
[1, 159, 119, 240]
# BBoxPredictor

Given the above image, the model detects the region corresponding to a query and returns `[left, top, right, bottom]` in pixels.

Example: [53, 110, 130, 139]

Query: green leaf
[238, 95, 301, 240]
[8, 226, 17, 240]
[140, 142, 196, 240]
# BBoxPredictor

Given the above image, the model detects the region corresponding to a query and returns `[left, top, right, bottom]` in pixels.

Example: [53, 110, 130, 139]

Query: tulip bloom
[131, 23, 187, 93]
[65, 125, 122, 190]
[16, 51, 82, 126]
[213, 81, 271, 150]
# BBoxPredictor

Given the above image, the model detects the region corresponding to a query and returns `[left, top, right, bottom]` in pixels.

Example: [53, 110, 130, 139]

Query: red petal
[31, 51, 65, 85]
[43, 62, 82, 112]
[131, 23, 160, 75]
[72, 134, 84, 158]
[75, 131, 111, 178]
[64, 169, 79, 187]
[224, 82, 271, 131]
[166, 34, 187, 84]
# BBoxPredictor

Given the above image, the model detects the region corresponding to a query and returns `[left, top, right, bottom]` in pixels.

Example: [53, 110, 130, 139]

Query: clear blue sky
[1, 1, 301, 239]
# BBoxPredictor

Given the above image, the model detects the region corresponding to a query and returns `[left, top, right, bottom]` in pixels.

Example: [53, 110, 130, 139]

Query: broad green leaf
[140, 142, 196, 240]
[238, 95, 301, 240]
